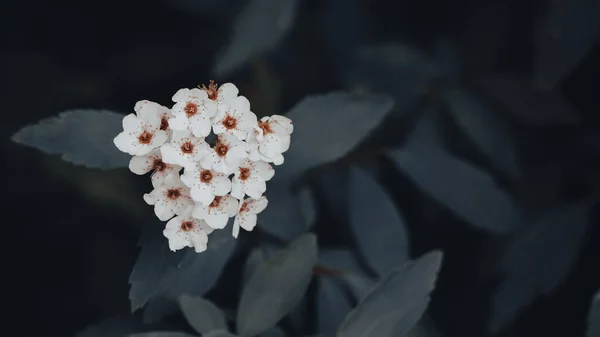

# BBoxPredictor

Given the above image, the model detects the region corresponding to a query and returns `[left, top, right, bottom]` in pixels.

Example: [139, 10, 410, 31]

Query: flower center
[181, 141, 194, 154]
[180, 221, 194, 231]
[167, 188, 181, 200]
[215, 143, 228, 157]
[153, 159, 167, 172]
[222, 115, 237, 130]
[259, 121, 272, 135]
[239, 167, 251, 180]
[210, 196, 222, 208]
[160, 116, 169, 131]
[200, 170, 213, 183]
[240, 201, 249, 213]
[138, 131, 154, 144]
[184, 102, 198, 117]
[201, 80, 218, 101]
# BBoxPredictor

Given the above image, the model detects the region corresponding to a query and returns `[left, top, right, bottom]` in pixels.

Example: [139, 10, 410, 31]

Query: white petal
[143, 192, 157, 205]
[271, 115, 293, 134]
[113, 132, 136, 155]
[165, 231, 189, 252]
[172, 88, 191, 102]
[190, 230, 208, 253]
[249, 196, 268, 214]
[231, 178, 244, 199]
[239, 212, 258, 232]
[259, 134, 284, 158]
[190, 115, 212, 137]
[151, 170, 169, 188]
[213, 159, 231, 174]
[200, 151, 219, 170]
[232, 219, 240, 238]
[271, 154, 284, 165]
[191, 184, 215, 205]
[205, 210, 229, 229]
[212, 123, 227, 135]
[218, 83, 239, 102]
[211, 174, 232, 196]
[151, 130, 169, 148]
[226, 145, 248, 167]
[243, 176, 266, 199]
[231, 96, 251, 114]
[160, 144, 180, 165]
[254, 161, 274, 181]
[129, 155, 154, 175]
[155, 203, 175, 221]
[231, 128, 247, 140]
[280, 135, 291, 153]
[222, 195, 239, 216]
[192, 203, 208, 220]
[203, 99, 218, 118]
[130, 143, 155, 156]
[122, 114, 142, 131]
[189, 88, 209, 100]
[169, 114, 189, 131]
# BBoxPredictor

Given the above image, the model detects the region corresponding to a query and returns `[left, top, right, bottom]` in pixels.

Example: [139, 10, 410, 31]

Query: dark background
[3, 0, 600, 337]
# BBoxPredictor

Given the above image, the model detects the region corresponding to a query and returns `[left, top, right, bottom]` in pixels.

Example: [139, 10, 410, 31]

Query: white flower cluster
[113, 81, 293, 253]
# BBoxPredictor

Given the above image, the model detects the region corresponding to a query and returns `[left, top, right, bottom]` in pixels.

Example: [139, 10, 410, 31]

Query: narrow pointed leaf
[388, 146, 520, 234]
[179, 295, 227, 334]
[129, 221, 186, 311]
[237, 234, 318, 337]
[489, 201, 590, 333]
[442, 87, 519, 177]
[588, 290, 600, 337]
[278, 92, 394, 180]
[349, 168, 410, 276]
[214, 0, 298, 76]
[336, 251, 443, 337]
[11, 109, 129, 169]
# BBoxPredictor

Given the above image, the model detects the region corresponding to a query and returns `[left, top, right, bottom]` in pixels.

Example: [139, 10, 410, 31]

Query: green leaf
[11, 109, 130, 169]
[129, 333, 197, 337]
[489, 201, 591, 333]
[237, 234, 318, 337]
[317, 277, 354, 336]
[214, 0, 298, 76]
[143, 228, 238, 322]
[587, 290, 600, 337]
[179, 295, 227, 334]
[336, 251, 443, 337]
[278, 92, 394, 180]
[387, 146, 520, 234]
[442, 87, 519, 178]
[349, 168, 410, 276]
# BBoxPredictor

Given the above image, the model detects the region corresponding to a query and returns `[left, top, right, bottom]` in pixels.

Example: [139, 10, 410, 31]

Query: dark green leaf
[442, 87, 519, 178]
[278, 92, 394, 180]
[349, 168, 410, 276]
[388, 146, 520, 234]
[336, 251, 443, 337]
[237, 234, 318, 337]
[214, 0, 298, 76]
[489, 201, 591, 333]
[588, 290, 600, 337]
[317, 277, 353, 336]
[179, 295, 227, 334]
[11, 109, 130, 169]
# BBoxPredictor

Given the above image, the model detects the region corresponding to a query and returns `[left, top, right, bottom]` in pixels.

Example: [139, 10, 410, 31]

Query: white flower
[180, 163, 232, 205]
[113, 109, 168, 156]
[129, 148, 182, 188]
[231, 159, 274, 199]
[160, 130, 210, 170]
[200, 132, 248, 174]
[232, 196, 268, 238]
[163, 206, 214, 253]
[134, 100, 173, 136]
[169, 88, 217, 137]
[200, 80, 240, 106]
[246, 115, 293, 164]
[212, 96, 258, 140]
[192, 194, 238, 229]
[143, 174, 193, 221]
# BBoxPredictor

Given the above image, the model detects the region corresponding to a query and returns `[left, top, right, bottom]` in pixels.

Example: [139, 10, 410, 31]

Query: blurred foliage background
[3, 0, 600, 336]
